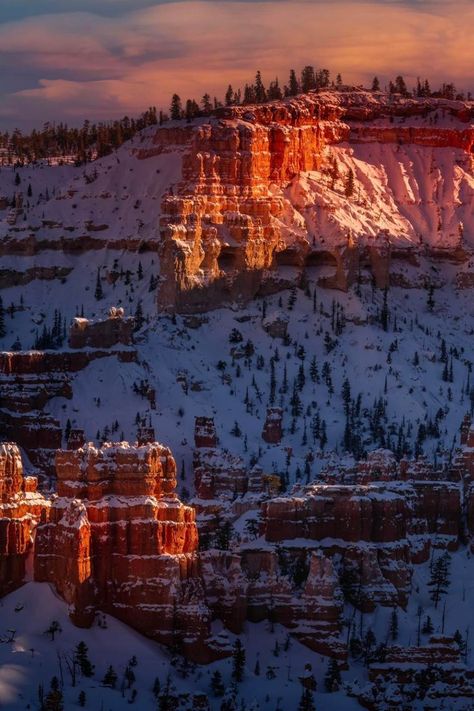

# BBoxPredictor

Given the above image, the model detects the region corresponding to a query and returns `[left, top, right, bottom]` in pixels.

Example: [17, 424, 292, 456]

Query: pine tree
[134, 300, 144, 331]
[0, 296, 5, 338]
[94, 268, 104, 300]
[301, 65, 316, 93]
[298, 687, 316, 711]
[225, 84, 234, 106]
[201, 93, 213, 114]
[44, 677, 63, 711]
[288, 69, 299, 96]
[170, 94, 183, 120]
[324, 658, 341, 692]
[102, 665, 118, 688]
[428, 552, 451, 608]
[427, 284, 435, 311]
[380, 288, 389, 331]
[341, 378, 351, 416]
[344, 168, 355, 197]
[152, 677, 161, 699]
[254, 71, 267, 103]
[389, 608, 398, 641]
[371, 76, 380, 91]
[75, 641, 94, 677]
[309, 356, 319, 383]
[231, 638, 246, 682]
[422, 615, 434, 634]
[210, 669, 225, 696]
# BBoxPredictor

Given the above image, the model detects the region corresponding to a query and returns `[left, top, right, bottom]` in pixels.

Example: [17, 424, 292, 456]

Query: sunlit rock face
[33, 441, 231, 663]
[153, 90, 473, 312]
[0, 443, 49, 596]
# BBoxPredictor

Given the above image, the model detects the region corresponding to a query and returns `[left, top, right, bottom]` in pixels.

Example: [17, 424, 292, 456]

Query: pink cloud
[1, 1, 472, 126]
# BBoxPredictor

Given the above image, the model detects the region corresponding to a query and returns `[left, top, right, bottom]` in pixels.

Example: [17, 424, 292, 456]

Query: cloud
[0, 1, 472, 128]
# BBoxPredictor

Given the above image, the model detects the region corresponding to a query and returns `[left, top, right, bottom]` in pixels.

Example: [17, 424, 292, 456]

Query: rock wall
[0, 443, 48, 595]
[154, 91, 473, 312]
[68, 309, 134, 349]
[0, 348, 137, 474]
[33, 441, 228, 662]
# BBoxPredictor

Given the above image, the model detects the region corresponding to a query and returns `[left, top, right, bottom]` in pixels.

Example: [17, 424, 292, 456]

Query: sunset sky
[0, 0, 472, 129]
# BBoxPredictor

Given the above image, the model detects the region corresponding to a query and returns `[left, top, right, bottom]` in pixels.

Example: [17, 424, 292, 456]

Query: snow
[0, 98, 473, 707]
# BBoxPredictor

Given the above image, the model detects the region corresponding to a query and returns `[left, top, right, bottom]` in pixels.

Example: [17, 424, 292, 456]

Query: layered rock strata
[153, 91, 473, 312]
[33, 441, 229, 662]
[0, 443, 48, 595]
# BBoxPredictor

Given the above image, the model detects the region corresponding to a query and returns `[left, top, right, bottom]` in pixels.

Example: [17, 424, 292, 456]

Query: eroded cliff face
[1, 422, 474, 664]
[153, 91, 473, 311]
[0, 443, 48, 595]
[33, 441, 231, 662]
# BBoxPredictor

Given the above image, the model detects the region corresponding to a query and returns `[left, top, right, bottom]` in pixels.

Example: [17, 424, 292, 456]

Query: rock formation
[152, 91, 473, 312]
[0, 348, 136, 474]
[68, 308, 134, 349]
[0, 443, 48, 595]
[350, 636, 474, 709]
[33, 441, 230, 662]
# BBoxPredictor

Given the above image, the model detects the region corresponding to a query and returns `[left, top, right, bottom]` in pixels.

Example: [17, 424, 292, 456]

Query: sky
[0, 0, 472, 130]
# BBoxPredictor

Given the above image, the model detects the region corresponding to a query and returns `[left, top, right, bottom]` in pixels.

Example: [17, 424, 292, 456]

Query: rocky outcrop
[0, 443, 48, 595]
[260, 447, 466, 610]
[68, 308, 134, 349]
[154, 90, 473, 312]
[262, 407, 283, 444]
[33, 441, 229, 662]
[0, 348, 137, 473]
[350, 636, 474, 710]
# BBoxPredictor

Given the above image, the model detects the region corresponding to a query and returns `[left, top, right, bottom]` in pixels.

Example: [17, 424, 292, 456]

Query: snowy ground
[1, 545, 473, 710]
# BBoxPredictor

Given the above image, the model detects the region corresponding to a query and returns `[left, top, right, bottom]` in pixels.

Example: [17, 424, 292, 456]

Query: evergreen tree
[134, 299, 144, 331]
[298, 687, 316, 711]
[301, 65, 316, 93]
[288, 69, 299, 96]
[371, 76, 380, 91]
[201, 93, 213, 114]
[231, 638, 246, 682]
[44, 677, 63, 711]
[324, 658, 341, 692]
[428, 552, 451, 608]
[94, 268, 104, 300]
[170, 94, 183, 120]
[422, 615, 434, 634]
[210, 669, 225, 696]
[345, 168, 355, 197]
[75, 641, 94, 677]
[225, 85, 234, 106]
[254, 71, 267, 103]
[380, 288, 389, 331]
[102, 665, 118, 688]
[427, 284, 435, 311]
[389, 608, 398, 641]
[0, 296, 5, 338]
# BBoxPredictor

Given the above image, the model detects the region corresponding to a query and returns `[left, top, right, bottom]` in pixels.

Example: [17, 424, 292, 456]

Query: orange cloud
[0, 1, 472, 126]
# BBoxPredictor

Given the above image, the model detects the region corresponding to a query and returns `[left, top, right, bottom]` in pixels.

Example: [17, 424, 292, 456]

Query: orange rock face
[0, 443, 49, 595]
[33, 441, 229, 662]
[153, 91, 473, 312]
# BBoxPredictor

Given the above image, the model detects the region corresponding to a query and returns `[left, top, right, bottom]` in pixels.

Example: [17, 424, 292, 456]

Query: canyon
[0, 88, 473, 709]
